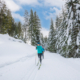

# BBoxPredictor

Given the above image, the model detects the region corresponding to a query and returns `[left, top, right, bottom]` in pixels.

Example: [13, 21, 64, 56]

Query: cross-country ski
[37, 62, 41, 70]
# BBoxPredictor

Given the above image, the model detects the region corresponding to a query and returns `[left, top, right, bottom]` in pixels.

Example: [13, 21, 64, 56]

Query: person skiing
[36, 42, 43, 66]
[42, 46, 45, 59]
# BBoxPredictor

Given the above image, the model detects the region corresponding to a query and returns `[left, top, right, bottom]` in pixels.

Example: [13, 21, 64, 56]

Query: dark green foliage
[0, 0, 24, 41]
[28, 10, 41, 46]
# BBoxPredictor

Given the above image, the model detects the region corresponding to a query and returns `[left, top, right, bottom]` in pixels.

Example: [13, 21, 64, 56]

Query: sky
[3, 0, 65, 37]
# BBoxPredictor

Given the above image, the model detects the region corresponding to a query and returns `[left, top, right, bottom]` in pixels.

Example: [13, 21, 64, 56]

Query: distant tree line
[0, 0, 22, 39]
[0, 0, 45, 45]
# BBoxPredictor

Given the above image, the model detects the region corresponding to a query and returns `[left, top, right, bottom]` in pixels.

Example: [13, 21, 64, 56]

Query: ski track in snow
[0, 54, 35, 68]
[0, 52, 80, 80]
[0, 56, 35, 80]
[22, 65, 38, 80]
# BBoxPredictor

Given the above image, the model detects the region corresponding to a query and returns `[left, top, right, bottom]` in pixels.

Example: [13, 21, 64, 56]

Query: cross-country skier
[36, 42, 43, 66]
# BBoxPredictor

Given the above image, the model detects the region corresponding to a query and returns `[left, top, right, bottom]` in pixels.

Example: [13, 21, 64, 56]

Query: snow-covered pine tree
[28, 9, 34, 45]
[33, 11, 41, 46]
[57, 9, 68, 57]
[76, 1, 80, 57]
[54, 0, 80, 58]
[28, 10, 41, 46]
[24, 10, 29, 43]
[55, 15, 63, 54]
[55, 15, 62, 29]
[44, 36, 48, 50]
[47, 19, 56, 52]
[66, 0, 80, 57]
[40, 33, 44, 46]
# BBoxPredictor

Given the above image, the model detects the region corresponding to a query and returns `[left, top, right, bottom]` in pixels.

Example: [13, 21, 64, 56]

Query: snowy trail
[0, 55, 35, 80]
[0, 34, 80, 80]
[0, 52, 80, 80]
[34, 52, 80, 80]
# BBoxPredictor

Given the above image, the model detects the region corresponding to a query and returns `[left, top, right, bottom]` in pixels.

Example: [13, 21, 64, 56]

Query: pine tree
[28, 9, 34, 45]
[33, 11, 41, 45]
[0, 0, 2, 32]
[44, 36, 48, 50]
[28, 10, 41, 46]
[0, 0, 23, 41]
[66, 0, 80, 57]
[24, 10, 29, 43]
[12, 19, 15, 37]
[0, 0, 13, 34]
[7, 10, 12, 35]
[40, 33, 44, 46]
[17, 22, 22, 38]
[0, 0, 7, 33]
[47, 19, 56, 52]
[55, 9, 68, 57]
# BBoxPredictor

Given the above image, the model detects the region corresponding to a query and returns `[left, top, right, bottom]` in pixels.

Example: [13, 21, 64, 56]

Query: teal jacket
[36, 46, 43, 54]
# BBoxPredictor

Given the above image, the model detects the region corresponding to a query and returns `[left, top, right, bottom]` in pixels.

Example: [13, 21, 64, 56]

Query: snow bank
[0, 34, 36, 68]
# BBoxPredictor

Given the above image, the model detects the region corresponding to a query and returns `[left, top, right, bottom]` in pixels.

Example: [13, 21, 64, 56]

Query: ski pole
[35, 53, 37, 65]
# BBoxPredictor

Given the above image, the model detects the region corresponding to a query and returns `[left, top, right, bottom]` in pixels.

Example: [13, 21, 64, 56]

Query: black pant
[38, 53, 42, 63]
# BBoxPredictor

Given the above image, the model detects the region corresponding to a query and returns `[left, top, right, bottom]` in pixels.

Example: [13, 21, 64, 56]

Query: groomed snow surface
[0, 34, 80, 80]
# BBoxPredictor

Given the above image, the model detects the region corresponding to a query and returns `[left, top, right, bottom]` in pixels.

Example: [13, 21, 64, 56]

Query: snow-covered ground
[0, 34, 35, 68]
[0, 34, 80, 80]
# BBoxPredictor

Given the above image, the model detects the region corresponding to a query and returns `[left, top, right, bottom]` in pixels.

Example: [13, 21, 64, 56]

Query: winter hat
[37, 42, 40, 44]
